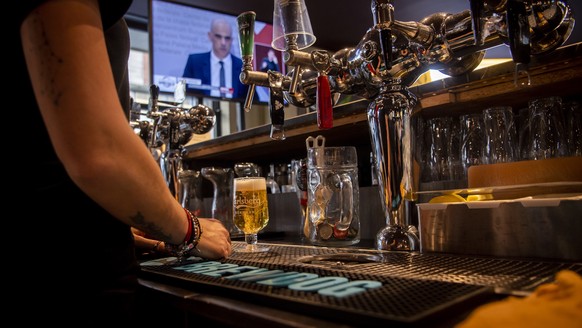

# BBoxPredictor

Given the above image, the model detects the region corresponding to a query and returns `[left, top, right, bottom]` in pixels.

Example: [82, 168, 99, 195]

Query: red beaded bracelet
[183, 208, 194, 243]
[166, 208, 203, 261]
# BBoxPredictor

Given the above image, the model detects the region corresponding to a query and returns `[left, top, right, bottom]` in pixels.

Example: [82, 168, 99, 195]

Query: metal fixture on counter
[134, 83, 216, 199]
[236, 0, 574, 251]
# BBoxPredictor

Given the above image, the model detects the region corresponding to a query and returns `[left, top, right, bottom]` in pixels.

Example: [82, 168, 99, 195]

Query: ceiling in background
[128, 0, 580, 57]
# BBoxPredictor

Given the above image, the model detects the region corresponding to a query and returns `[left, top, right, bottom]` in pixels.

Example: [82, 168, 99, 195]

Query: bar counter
[135, 238, 581, 327]
[136, 43, 582, 327]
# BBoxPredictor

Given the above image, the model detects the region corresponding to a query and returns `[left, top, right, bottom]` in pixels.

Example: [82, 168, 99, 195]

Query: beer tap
[136, 84, 216, 199]
[237, 11, 259, 113]
[273, 0, 336, 129]
[268, 71, 287, 139]
[285, 49, 339, 129]
[237, 11, 293, 139]
[146, 84, 163, 151]
[507, 0, 532, 85]
[237, 0, 574, 251]
[272, 0, 316, 94]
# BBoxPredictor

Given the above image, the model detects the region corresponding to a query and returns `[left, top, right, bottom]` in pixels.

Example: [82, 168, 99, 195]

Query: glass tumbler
[460, 113, 485, 177]
[482, 106, 516, 164]
[527, 97, 567, 160]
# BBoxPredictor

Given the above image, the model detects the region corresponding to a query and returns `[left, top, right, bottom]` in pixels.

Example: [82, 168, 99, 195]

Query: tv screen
[149, 0, 283, 103]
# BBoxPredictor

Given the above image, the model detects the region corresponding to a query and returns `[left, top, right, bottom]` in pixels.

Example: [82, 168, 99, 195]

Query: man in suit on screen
[182, 18, 248, 100]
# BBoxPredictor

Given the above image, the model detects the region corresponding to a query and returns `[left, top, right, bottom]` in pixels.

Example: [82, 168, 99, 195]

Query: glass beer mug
[306, 146, 360, 246]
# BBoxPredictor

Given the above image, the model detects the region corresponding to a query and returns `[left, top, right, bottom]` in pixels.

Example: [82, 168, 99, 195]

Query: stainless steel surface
[134, 86, 217, 199]
[418, 198, 582, 261]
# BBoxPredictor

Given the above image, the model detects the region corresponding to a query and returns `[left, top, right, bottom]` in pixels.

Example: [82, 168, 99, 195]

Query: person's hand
[195, 218, 232, 259]
[132, 229, 172, 257]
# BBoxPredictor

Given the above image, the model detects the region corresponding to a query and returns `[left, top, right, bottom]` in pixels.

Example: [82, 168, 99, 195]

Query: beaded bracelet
[166, 208, 203, 260]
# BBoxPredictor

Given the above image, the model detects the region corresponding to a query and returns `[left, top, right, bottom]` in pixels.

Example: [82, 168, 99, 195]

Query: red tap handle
[316, 74, 333, 129]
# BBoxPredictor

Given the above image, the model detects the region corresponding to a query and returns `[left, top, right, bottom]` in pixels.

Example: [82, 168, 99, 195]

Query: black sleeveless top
[13, 1, 139, 316]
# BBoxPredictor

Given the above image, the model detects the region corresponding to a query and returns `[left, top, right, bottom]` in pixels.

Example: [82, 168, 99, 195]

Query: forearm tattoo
[130, 211, 172, 242]
[24, 12, 64, 107]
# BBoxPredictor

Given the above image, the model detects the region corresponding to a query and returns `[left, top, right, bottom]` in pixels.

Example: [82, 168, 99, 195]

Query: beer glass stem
[245, 234, 259, 250]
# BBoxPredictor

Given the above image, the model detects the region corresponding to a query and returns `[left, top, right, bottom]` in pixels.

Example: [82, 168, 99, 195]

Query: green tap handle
[237, 11, 256, 58]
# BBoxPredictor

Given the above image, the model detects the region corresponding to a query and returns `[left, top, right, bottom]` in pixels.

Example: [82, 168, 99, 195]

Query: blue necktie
[219, 61, 226, 97]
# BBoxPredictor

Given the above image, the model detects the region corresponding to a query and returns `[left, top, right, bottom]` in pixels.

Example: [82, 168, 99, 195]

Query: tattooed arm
[21, 0, 231, 259]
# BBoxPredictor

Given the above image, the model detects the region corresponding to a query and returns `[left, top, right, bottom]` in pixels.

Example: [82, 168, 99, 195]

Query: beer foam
[235, 177, 267, 191]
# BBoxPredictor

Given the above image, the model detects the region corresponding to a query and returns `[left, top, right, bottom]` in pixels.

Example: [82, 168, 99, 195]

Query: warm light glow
[415, 58, 513, 85]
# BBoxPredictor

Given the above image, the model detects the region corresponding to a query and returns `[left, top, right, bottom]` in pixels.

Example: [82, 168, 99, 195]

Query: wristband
[166, 208, 203, 261]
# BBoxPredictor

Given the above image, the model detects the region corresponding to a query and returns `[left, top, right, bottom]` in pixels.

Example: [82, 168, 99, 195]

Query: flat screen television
[149, 0, 283, 103]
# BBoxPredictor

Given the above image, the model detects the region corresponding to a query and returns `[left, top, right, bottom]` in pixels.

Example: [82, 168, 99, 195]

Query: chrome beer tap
[237, 11, 259, 113]
[136, 84, 216, 199]
[238, 0, 574, 250]
[237, 11, 294, 139]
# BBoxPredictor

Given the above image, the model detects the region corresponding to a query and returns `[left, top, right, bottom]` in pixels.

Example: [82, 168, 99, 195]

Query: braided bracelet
[166, 209, 203, 260]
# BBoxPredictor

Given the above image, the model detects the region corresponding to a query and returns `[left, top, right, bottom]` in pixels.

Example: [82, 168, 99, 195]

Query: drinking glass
[460, 113, 485, 177]
[527, 96, 567, 159]
[427, 117, 452, 181]
[482, 106, 516, 164]
[233, 177, 270, 252]
[201, 167, 236, 236]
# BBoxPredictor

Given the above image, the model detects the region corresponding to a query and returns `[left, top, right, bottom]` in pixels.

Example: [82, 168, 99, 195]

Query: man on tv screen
[261, 49, 280, 73]
[182, 18, 248, 100]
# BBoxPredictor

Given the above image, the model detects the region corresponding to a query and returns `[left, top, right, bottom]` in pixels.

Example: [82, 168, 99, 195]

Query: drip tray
[296, 253, 382, 268]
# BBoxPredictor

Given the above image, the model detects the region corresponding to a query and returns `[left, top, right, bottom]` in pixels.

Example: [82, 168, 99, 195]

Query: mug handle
[337, 173, 353, 230]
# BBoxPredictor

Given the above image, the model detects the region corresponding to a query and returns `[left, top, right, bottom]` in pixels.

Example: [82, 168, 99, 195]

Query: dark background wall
[127, 0, 581, 58]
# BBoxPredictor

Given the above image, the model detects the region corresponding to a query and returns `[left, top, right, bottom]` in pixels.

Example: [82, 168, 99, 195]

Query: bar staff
[15, 0, 231, 325]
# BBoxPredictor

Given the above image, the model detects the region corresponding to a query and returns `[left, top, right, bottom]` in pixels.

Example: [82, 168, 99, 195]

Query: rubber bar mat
[139, 242, 581, 325]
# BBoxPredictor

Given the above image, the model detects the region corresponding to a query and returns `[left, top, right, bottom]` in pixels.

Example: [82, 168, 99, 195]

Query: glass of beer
[233, 177, 270, 252]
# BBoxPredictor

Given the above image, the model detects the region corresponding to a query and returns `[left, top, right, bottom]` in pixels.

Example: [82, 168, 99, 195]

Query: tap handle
[506, 0, 530, 65]
[237, 11, 257, 111]
[269, 88, 286, 140]
[469, 0, 485, 45]
[316, 74, 333, 129]
[268, 71, 286, 140]
[149, 84, 160, 112]
[237, 11, 256, 68]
